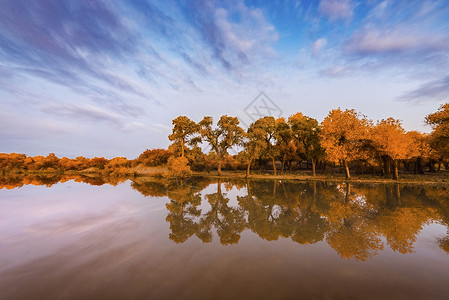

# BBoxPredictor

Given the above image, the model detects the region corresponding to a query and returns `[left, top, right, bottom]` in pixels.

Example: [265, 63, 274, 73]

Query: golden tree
[247, 116, 279, 175]
[425, 103, 449, 167]
[371, 118, 411, 180]
[275, 117, 295, 173]
[239, 130, 264, 178]
[199, 115, 244, 176]
[288, 112, 323, 176]
[321, 109, 370, 179]
[168, 116, 199, 158]
[405, 131, 430, 174]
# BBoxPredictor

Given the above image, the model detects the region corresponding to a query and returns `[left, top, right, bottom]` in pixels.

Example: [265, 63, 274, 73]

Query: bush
[166, 156, 191, 178]
[136, 149, 172, 167]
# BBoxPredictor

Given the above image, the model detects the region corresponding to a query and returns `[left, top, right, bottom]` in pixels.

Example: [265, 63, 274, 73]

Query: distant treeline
[0, 149, 171, 175]
[1, 103, 448, 180]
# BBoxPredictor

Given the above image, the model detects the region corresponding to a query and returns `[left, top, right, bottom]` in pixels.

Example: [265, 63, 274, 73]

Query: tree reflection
[324, 183, 384, 261]
[200, 180, 246, 245]
[2, 172, 448, 261]
[161, 179, 449, 261]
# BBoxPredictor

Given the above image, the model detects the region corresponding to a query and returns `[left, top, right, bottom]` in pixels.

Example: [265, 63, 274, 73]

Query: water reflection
[2, 173, 449, 261]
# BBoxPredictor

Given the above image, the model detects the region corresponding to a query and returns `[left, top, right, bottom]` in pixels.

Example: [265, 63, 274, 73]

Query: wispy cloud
[1, 0, 449, 156]
[180, 0, 278, 72]
[318, 0, 354, 21]
[40, 103, 126, 128]
[320, 65, 351, 77]
[399, 75, 449, 103]
[312, 38, 327, 55]
[345, 29, 449, 55]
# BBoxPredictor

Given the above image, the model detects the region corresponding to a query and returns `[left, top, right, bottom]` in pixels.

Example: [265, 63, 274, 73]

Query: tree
[168, 116, 199, 158]
[199, 115, 244, 176]
[425, 103, 449, 165]
[405, 131, 430, 174]
[321, 109, 370, 179]
[275, 118, 295, 173]
[288, 113, 323, 176]
[371, 118, 412, 180]
[239, 129, 264, 178]
[248, 116, 279, 175]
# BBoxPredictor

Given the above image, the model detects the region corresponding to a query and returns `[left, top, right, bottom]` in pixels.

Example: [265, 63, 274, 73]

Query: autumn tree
[199, 115, 244, 176]
[288, 113, 323, 176]
[168, 116, 199, 158]
[275, 118, 295, 173]
[405, 131, 430, 174]
[247, 116, 279, 175]
[371, 118, 412, 180]
[239, 128, 264, 178]
[425, 103, 449, 166]
[321, 109, 370, 179]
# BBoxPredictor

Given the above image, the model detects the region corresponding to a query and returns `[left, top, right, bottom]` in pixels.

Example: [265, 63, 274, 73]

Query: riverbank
[2, 167, 449, 185]
[190, 170, 449, 185]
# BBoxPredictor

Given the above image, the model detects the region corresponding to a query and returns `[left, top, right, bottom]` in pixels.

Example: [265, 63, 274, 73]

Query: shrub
[166, 156, 191, 178]
[136, 149, 172, 167]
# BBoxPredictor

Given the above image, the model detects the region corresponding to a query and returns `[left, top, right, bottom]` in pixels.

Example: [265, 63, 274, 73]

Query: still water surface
[1, 175, 448, 299]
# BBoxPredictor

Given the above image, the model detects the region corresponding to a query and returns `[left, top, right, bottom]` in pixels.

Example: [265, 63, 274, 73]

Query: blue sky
[1, 0, 448, 158]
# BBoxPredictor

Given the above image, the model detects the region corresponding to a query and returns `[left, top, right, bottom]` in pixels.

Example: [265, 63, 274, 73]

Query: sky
[1, 0, 448, 158]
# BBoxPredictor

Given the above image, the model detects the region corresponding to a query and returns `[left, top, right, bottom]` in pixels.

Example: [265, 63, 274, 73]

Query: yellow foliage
[371, 118, 411, 160]
[166, 156, 191, 178]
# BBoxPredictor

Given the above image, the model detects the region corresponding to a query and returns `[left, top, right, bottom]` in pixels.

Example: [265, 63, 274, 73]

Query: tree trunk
[345, 182, 351, 203]
[343, 160, 350, 179]
[429, 159, 436, 173]
[181, 142, 185, 158]
[403, 160, 411, 173]
[311, 158, 316, 176]
[281, 154, 286, 174]
[382, 156, 391, 177]
[393, 160, 398, 180]
[218, 160, 222, 176]
[217, 179, 222, 195]
[272, 157, 277, 175]
[246, 162, 251, 178]
[416, 157, 424, 174]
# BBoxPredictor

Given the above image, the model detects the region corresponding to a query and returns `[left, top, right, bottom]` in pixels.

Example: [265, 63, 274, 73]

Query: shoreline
[2, 168, 449, 185]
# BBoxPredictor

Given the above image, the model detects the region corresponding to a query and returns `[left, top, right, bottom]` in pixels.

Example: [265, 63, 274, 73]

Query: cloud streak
[1, 0, 449, 157]
[345, 30, 449, 55]
[400, 75, 449, 103]
[318, 0, 354, 21]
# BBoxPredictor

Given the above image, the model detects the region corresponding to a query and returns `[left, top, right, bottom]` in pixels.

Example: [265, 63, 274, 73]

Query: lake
[1, 174, 448, 299]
